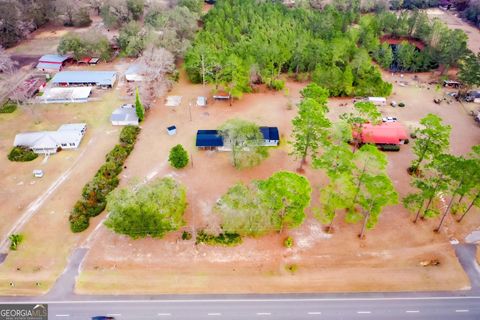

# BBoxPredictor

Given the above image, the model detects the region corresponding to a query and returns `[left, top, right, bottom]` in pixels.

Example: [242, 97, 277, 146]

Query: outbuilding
[41, 87, 92, 104]
[14, 123, 87, 154]
[367, 97, 387, 106]
[51, 71, 117, 88]
[36, 54, 72, 72]
[110, 104, 139, 126]
[10, 76, 46, 102]
[125, 64, 146, 82]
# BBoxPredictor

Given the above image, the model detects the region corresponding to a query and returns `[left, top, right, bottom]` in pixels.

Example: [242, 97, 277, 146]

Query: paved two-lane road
[37, 295, 480, 319]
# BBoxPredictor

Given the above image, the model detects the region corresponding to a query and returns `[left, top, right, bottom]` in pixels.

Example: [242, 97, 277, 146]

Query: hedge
[69, 125, 140, 233]
[8, 146, 38, 162]
[195, 231, 242, 246]
[0, 100, 17, 113]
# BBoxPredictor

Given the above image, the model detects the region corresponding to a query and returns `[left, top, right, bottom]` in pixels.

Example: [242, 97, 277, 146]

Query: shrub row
[0, 100, 17, 113]
[69, 125, 141, 233]
[195, 231, 242, 247]
[8, 146, 38, 162]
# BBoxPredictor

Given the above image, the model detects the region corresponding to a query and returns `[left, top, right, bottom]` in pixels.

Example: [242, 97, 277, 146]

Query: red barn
[353, 122, 409, 151]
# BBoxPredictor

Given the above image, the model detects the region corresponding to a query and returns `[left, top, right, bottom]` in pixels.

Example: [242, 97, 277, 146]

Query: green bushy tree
[104, 177, 187, 239]
[169, 144, 189, 169]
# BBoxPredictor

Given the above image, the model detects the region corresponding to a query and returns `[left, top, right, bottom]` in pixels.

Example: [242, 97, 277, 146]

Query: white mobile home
[367, 97, 387, 106]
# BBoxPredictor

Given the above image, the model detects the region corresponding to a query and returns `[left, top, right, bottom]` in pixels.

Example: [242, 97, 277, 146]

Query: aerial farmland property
[0, 0, 479, 319]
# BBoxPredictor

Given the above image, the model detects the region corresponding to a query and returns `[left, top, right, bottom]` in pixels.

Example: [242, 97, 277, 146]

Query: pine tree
[135, 87, 145, 122]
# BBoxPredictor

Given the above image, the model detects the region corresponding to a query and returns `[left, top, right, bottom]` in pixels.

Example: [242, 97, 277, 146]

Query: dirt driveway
[75, 70, 479, 295]
[427, 8, 480, 53]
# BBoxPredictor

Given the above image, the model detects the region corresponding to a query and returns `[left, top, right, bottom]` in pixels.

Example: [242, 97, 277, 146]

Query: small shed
[78, 57, 92, 64]
[167, 125, 177, 136]
[165, 96, 182, 107]
[213, 91, 231, 100]
[89, 58, 100, 64]
[367, 97, 387, 106]
[197, 96, 207, 107]
[125, 64, 146, 82]
[110, 104, 139, 126]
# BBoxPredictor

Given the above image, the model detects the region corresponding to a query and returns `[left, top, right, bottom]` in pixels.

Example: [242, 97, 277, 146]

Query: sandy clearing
[76, 68, 479, 295]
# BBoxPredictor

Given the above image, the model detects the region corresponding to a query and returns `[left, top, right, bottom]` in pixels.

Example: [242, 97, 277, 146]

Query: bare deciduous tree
[0, 46, 16, 74]
[137, 46, 175, 107]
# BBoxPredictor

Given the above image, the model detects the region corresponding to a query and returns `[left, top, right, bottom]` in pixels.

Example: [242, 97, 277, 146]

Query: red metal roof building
[36, 54, 72, 72]
[353, 122, 409, 147]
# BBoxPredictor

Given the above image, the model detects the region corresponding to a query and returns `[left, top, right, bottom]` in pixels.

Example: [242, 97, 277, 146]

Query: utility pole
[188, 100, 193, 122]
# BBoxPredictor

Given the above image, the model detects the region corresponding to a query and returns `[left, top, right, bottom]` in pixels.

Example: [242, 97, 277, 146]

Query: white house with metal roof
[51, 71, 117, 88]
[14, 123, 87, 154]
[36, 54, 72, 72]
[110, 104, 139, 126]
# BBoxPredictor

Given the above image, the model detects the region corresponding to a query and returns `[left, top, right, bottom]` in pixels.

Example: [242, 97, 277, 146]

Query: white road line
[55, 315, 70, 317]
[26, 296, 480, 304]
[406, 310, 420, 313]
[357, 311, 371, 314]
[455, 310, 469, 312]
[157, 313, 171, 316]
[208, 313, 222, 316]
[308, 311, 322, 315]
[107, 314, 121, 317]
[256, 312, 271, 316]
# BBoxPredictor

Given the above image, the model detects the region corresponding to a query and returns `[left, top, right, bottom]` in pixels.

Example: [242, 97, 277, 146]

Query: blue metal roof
[37, 62, 63, 71]
[51, 71, 117, 86]
[260, 127, 279, 141]
[196, 130, 224, 147]
[38, 54, 71, 63]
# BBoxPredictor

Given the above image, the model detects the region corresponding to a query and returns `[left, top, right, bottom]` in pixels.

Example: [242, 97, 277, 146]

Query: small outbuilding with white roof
[125, 64, 146, 82]
[110, 104, 139, 126]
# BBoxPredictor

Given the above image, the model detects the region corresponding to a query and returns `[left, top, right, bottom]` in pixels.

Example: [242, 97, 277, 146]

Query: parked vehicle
[32, 170, 44, 178]
[390, 101, 398, 108]
[465, 91, 480, 102]
[382, 117, 398, 123]
[91, 317, 115, 320]
[443, 80, 461, 88]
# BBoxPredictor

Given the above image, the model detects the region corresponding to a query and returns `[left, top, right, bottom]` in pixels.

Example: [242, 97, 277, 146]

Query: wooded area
[185, 0, 392, 97]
